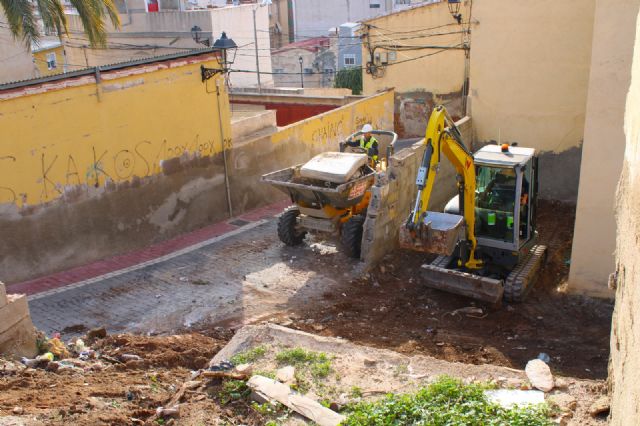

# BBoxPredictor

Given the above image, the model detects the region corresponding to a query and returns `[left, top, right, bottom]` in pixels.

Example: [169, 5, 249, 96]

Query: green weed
[230, 346, 267, 365]
[342, 376, 553, 426]
[218, 380, 250, 404]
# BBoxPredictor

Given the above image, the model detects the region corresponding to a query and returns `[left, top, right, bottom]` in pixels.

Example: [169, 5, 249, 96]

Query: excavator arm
[402, 106, 482, 270]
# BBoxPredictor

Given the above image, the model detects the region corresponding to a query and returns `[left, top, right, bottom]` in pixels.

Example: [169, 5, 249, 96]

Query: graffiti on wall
[0, 134, 226, 205]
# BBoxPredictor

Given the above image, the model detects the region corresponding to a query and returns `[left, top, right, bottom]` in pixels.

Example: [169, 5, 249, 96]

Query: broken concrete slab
[248, 375, 345, 426]
[525, 359, 555, 392]
[484, 389, 545, 408]
[0, 287, 37, 359]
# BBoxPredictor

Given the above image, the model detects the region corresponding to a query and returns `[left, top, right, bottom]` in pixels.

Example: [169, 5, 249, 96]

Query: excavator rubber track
[504, 244, 547, 302]
[421, 244, 547, 304]
[421, 256, 504, 304]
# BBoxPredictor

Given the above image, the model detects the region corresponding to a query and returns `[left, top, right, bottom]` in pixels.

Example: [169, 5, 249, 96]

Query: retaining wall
[362, 117, 472, 266]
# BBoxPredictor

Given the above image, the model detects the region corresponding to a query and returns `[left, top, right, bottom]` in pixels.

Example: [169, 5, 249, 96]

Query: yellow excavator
[399, 106, 546, 304]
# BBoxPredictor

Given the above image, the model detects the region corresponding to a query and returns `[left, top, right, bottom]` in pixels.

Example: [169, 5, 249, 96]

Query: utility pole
[252, 7, 262, 93]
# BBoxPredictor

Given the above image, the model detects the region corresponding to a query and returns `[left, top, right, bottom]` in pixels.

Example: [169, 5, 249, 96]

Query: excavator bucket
[398, 212, 465, 256]
[421, 256, 504, 304]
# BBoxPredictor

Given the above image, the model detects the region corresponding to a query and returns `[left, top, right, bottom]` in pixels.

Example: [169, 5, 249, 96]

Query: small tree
[334, 67, 362, 95]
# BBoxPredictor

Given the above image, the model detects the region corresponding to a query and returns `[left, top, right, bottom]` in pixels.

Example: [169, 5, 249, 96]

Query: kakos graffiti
[0, 134, 227, 206]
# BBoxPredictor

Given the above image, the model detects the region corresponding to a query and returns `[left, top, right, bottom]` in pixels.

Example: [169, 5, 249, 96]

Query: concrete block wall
[0, 282, 37, 359]
[361, 117, 472, 267]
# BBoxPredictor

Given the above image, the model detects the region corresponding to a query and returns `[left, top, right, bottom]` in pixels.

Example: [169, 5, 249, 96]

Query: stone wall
[361, 117, 471, 266]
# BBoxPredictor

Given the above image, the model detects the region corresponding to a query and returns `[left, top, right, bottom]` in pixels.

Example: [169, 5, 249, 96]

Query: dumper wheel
[341, 215, 365, 259]
[278, 206, 307, 246]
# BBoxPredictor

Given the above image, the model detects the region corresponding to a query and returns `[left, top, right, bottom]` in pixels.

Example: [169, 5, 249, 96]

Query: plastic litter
[208, 361, 234, 372]
[537, 352, 551, 363]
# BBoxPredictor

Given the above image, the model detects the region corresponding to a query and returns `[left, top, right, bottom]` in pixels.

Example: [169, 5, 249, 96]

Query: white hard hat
[362, 124, 373, 133]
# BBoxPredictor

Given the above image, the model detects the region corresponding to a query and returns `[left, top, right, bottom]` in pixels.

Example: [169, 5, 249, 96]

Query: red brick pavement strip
[8, 200, 290, 297]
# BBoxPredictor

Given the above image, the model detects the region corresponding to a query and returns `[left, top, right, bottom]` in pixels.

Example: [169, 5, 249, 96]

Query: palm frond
[0, 0, 39, 47]
[35, 0, 67, 39]
[1, 0, 121, 48]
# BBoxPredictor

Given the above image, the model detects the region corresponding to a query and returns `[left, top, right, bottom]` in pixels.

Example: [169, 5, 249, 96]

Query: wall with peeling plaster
[0, 71, 392, 284]
[360, 1, 470, 138]
[0, 53, 232, 283]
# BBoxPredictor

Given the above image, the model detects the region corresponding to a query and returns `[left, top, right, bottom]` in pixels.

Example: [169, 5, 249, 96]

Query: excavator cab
[443, 145, 540, 276]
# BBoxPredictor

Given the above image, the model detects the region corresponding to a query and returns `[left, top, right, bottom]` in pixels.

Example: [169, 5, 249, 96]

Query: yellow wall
[361, 1, 470, 96]
[270, 90, 394, 148]
[568, 0, 640, 298]
[470, 0, 594, 153]
[0, 54, 230, 207]
[609, 7, 640, 422]
[33, 46, 65, 77]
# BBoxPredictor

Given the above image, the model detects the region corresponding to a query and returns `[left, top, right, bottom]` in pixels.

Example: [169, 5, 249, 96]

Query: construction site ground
[1, 200, 614, 425]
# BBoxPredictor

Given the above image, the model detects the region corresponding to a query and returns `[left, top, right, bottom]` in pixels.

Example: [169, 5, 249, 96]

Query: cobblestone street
[26, 212, 361, 338]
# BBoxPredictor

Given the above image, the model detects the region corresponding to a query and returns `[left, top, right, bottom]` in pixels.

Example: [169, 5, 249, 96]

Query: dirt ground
[0, 333, 247, 426]
[259, 200, 614, 381]
[0, 200, 614, 425]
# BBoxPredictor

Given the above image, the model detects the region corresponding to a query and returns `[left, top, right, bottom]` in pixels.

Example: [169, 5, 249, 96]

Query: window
[369, 0, 380, 7]
[304, 68, 314, 74]
[344, 54, 356, 66]
[475, 165, 517, 243]
[395, 0, 410, 5]
[273, 68, 285, 74]
[46, 53, 57, 70]
[324, 68, 334, 75]
[388, 51, 397, 61]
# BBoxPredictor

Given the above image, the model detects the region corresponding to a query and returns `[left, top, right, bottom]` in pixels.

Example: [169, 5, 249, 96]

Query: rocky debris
[363, 358, 377, 367]
[276, 365, 295, 384]
[156, 405, 181, 418]
[547, 392, 577, 412]
[12, 406, 24, 415]
[234, 363, 253, 375]
[525, 359, 554, 392]
[588, 396, 610, 417]
[85, 327, 107, 342]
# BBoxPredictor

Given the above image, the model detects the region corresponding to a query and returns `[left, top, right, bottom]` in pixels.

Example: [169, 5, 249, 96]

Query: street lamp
[447, 0, 463, 24]
[200, 31, 238, 82]
[190, 25, 210, 47]
[298, 55, 304, 88]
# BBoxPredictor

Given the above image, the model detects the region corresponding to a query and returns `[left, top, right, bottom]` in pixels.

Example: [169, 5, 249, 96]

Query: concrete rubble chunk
[525, 359, 554, 392]
[588, 396, 610, 417]
[484, 389, 544, 408]
[248, 375, 345, 426]
[276, 365, 295, 383]
[234, 363, 253, 375]
[0, 286, 37, 359]
[547, 392, 577, 412]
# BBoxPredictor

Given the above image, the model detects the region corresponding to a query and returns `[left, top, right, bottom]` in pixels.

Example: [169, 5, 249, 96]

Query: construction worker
[345, 124, 379, 164]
